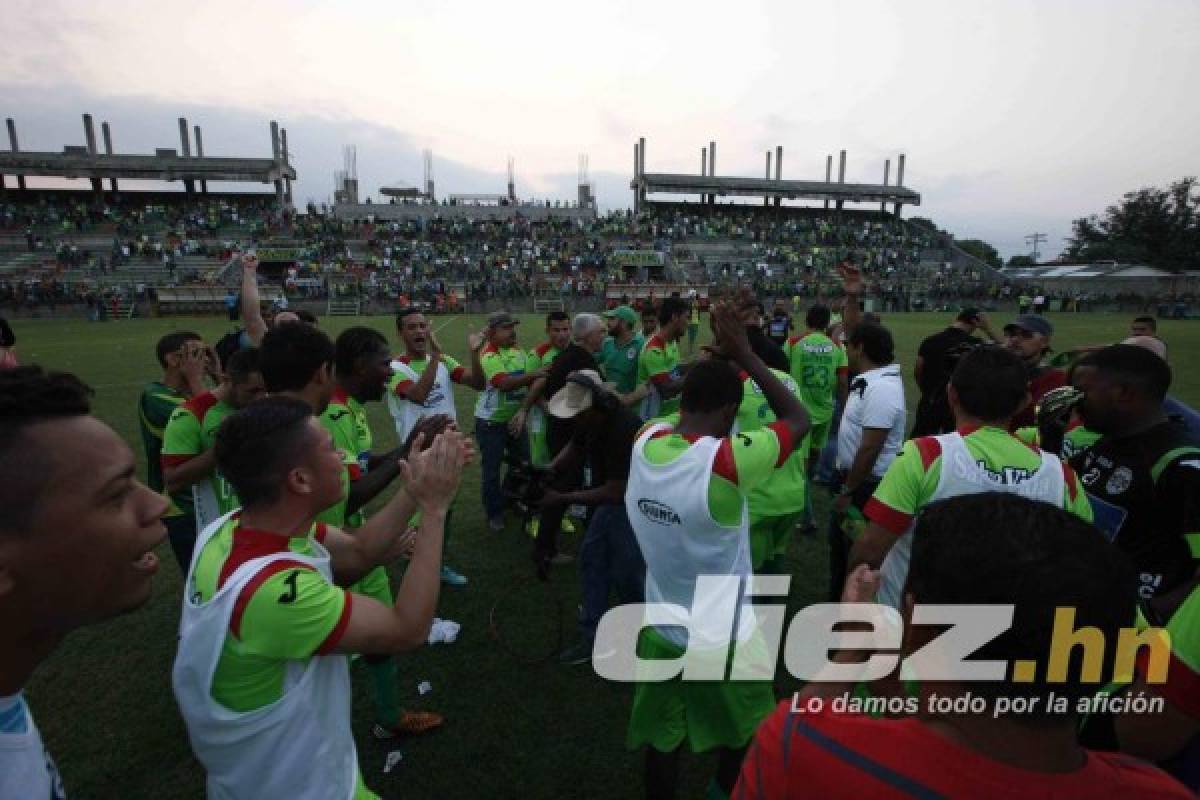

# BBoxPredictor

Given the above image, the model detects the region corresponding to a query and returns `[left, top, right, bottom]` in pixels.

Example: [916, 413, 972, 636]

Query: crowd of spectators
[1, 192, 1196, 316]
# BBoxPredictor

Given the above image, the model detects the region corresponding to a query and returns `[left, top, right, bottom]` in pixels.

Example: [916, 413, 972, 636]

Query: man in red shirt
[1003, 314, 1065, 429]
[735, 493, 1191, 799]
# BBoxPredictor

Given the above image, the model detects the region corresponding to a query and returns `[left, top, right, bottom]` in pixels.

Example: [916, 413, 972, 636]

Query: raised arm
[838, 263, 863, 335]
[239, 254, 268, 346]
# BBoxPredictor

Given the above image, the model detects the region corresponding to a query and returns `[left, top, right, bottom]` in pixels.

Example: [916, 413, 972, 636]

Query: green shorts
[627, 628, 775, 754]
[807, 419, 832, 456]
[749, 511, 801, 570]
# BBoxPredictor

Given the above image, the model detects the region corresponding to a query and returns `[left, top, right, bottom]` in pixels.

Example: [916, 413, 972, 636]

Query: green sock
[368, 658, 399, 727]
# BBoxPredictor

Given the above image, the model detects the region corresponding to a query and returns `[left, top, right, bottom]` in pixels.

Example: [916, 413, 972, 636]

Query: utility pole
[1025, 232, 1048, 262]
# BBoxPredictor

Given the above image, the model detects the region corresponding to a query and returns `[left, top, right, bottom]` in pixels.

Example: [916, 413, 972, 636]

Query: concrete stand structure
[630, 137, 919, 214]
[0, 115, 296, 207]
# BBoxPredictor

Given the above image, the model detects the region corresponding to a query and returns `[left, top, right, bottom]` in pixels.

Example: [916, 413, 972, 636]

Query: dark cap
[1003, 314, 1053, 338]
[486, 311, 519, 329]
[957, 307, 981, 323]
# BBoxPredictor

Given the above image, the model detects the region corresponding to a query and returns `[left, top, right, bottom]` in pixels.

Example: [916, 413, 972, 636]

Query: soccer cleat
[487, 517, 505, 533]
[372, 710, 444, 739]
[440, 565, 468, 587]
[560, 517, 577, 535]
[549, 553, 574, 566]
[525, 518, 539, 538]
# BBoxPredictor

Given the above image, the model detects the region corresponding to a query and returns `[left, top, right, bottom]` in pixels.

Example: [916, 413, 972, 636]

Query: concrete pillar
[633, 142, 640, 213]
[270, 121, 284, 208]
[836, 149, 847, 211]
[83, 114, 98, 154]
[881, 159, 890, 214]
[895, 153, 907, 217]
[774, 145, 783, 207]
[824, 154, 831, 209]
[178, 117, 195, 194]
[708, 140, 716, 205]
[7, 119, 25, 190]
[82, 114, 104, 196]
[701, 147, 707, 175]
[764, 151, 772, 206]
[193, 124, 207, 194]
[280, 128, 292, 206]
[635, 137, 647, 209]
[102, 122, 118, 195]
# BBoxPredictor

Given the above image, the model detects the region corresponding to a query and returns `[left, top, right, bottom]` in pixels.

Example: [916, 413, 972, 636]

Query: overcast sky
[2, 0, 1197, 259]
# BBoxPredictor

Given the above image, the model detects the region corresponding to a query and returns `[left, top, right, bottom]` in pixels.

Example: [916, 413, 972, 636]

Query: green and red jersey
[642, 417, 794, 526]
[317, 387, 370, 528]
[865, 426, 1093, 535]
[732, 369, 811, 518]
[637, 334, 682, 416]
[161, 391, 220, 518]
[187, 515, 351, 713]
[1136, 586, 1200, 722]
[474, 343, 531, 423]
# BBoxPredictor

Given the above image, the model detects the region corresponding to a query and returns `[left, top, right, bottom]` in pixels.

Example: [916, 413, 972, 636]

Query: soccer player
[1003, 314, 1065, 429]
[474, 311, 546, 532]
[635, 296, 689, 420]
[525, 311, 571, 466]
[1069, 344, 1200, 613]
[733, 360, 811, 575]
[161, 348, 266, 567]
[850, 345, 1093, 608]
[2, 366, 168, 798]
[735, 493, 1192, 799]
[599, 305, 645, 399]
[139, 331, 210, 571]
[785, 304, 848, 535]
[174, 397, 469, 800]
[625, 298, 809, 800]
[387, 307, 484, 586]
[320, 326, 448, 738]
[640, 304, 659, 339]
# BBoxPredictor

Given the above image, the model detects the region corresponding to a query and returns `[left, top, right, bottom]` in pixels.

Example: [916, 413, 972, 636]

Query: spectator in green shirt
[599, 305, 644, 396]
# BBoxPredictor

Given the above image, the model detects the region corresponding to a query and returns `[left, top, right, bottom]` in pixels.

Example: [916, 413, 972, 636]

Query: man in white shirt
[1, 366, 170, 799]
[829, 321, 906, 598]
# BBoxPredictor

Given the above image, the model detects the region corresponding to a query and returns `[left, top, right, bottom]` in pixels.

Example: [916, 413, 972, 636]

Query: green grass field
[13, 310, 1199, 799]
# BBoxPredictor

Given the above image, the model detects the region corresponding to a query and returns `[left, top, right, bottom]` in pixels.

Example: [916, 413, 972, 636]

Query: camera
[501, 454, 550, 518]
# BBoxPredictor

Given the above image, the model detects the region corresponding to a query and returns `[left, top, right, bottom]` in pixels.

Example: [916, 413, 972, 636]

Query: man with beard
[1069, 344, 1200, 618]
[1003, 314, 1065, 430]
[599, 305, 645, 400]
[387, 308, 484, 586]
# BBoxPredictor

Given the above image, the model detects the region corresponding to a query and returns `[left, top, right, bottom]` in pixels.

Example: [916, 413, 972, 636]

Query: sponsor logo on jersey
[638, 498, 681, 526]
